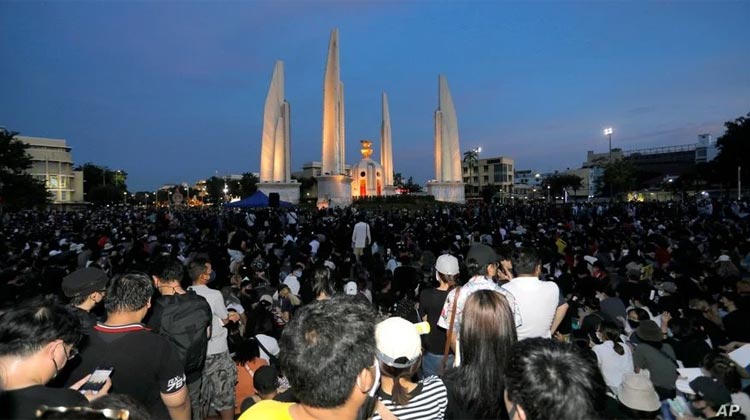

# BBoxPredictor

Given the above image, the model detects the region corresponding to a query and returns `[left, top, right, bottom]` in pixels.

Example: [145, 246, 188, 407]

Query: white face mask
[293, 270, 302, 277]
[368, 359, 381, 397]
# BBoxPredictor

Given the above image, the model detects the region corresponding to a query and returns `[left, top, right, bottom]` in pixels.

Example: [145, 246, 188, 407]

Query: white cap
[435, 254, 459, 275]
[344, 281, 358, 296]
[375, 317, 422, 368]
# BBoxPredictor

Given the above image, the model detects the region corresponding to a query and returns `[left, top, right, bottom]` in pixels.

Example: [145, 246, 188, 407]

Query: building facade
[462, 156, 514, 195]
[18, 136, 84, 204]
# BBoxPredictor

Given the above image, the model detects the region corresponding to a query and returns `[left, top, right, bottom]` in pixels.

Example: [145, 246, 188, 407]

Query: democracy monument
[256, 28, 465, 206]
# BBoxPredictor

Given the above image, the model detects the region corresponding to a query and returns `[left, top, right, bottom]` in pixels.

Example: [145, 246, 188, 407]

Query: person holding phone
[0, 297, 111, 420]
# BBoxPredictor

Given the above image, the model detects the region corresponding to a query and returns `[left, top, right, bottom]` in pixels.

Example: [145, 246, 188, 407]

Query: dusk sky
[1, 1, 749, 191]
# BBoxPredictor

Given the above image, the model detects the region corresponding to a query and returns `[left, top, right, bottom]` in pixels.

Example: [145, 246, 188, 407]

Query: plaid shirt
[437, 276, 523, 334]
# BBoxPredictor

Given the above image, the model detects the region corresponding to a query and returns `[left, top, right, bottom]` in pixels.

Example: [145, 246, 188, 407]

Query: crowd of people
[1, 198, 750, 420]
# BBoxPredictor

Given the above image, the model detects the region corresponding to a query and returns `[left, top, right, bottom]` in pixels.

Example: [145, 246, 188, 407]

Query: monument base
[383, 185, 398, 197]
[258, 182, 300, 205]
[427, 181, 465, 204]
[316, 175, 353, 208]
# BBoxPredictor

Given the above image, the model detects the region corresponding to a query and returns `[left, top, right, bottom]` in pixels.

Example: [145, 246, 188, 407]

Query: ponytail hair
[599, 321, 624, 356]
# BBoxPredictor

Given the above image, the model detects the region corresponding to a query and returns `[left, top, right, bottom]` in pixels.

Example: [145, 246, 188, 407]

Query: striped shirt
[372, 376, 448, 420]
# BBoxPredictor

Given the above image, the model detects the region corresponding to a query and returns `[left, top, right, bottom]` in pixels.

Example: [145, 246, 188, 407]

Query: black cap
[253, 366, 279, 394]
[62, 268, 109, 298]
[690, 376, 732, 406]
[466, 244, 498, 268]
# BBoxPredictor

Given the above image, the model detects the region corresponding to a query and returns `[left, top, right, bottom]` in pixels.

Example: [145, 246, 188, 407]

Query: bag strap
[255, 336, 277, 362]
[440, 286, 461, 374]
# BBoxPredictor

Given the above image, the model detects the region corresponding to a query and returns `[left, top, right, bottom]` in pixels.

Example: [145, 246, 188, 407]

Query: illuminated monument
[350, 140, 384, 198]
[426, 75, 465, 203]
[316, 28, 352, 208]
[380, 92, 396, 196]
[258, 60, 299, 204]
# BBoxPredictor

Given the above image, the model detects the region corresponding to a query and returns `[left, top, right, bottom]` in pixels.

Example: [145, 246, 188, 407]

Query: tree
[714, 112, 750, 190]
[204, 176, 228, 204]
[463, 150, 479, 195]
[0, 128, 50, 209]
[543, 173, 584, 199]
[403, 176, 423, 193]
[393, 172, 404, 188]
[597, 160, 639, 199]
[238, 173, 259, 197]
[481, 184, 499, 203]
[76, 163, 129, 204]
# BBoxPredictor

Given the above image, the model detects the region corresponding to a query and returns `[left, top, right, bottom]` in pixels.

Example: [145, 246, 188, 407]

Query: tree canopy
[0, 129, 50, 209]
[714, 112, 750, 187]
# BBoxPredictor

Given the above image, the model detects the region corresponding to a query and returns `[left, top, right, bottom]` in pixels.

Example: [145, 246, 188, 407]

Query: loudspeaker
[269, 192, 280, 208]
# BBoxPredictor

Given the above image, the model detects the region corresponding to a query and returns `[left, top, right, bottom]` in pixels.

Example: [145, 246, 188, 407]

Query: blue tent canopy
[223, 191, 293, 208]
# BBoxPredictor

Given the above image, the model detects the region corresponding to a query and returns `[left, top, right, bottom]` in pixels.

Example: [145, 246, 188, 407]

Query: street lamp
[472, 147, 482, 194]
[123, 191, 127, 205]
[603, 127, 614, 163]
[223, 184, 229, 202]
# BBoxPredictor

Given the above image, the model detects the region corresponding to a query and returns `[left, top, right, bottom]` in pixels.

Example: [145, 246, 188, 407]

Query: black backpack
[154, 291, 212, 376]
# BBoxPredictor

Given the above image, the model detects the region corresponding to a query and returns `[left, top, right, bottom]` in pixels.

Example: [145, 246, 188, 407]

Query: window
[61, 191, 68, 201]
[49, 175, 58, 188]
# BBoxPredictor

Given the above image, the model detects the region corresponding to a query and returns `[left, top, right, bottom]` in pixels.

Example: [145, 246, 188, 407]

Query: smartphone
[649, 289, 656, 301]
[79, 367, 114, 394]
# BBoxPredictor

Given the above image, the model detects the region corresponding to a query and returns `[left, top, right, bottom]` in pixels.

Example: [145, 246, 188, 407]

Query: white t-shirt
[502, 276, 559, 340]
[188, 284, 229, 355]
[593, 340, 634, 394]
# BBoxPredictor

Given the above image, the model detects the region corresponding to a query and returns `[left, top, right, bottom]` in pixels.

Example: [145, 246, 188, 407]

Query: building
[294, 162, 351, 179]
[561, 167, 599, 200]
[18, 136, 84, 204]
[513, 169, 544, 199]
[462, 156, 514, 196]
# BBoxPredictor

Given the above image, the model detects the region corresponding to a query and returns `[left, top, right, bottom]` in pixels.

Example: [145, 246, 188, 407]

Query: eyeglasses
[64, 345, 78, 361]
[36, 405, 130, 420]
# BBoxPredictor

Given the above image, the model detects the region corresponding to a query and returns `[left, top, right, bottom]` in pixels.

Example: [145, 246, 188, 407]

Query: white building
[18, 136, 84, 204]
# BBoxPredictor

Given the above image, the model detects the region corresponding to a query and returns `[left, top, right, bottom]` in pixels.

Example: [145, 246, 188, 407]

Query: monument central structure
[316, 28, 352, 208]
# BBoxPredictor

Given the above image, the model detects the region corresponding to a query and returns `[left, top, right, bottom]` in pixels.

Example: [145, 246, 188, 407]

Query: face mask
[209, 271, 216, 283]
[628, 319, 640, 329]
[595, 332, 604, 342]
[356, 360, 381, 420]
[294, 270, 302, 277]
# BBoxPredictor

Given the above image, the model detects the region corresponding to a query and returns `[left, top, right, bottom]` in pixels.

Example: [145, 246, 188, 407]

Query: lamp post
[604, 127, 614, 199]
[223, 184, 229, 203]
[123, 191, 127, 205]
[473, 147, 482, 195]
[603, 127, 613, 163]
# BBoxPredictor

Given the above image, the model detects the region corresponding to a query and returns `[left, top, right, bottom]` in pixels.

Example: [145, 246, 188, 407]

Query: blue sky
[1, 1, 748, 191]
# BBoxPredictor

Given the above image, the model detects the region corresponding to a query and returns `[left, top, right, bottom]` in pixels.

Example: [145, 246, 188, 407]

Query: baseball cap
[375, 317, 421, 369]
[62, 268, 109, 298]
[344, 281, 358, 296]
[465, 244, 498, 268]
[435, 254, 459, 275]
[690, 376, 732, 406]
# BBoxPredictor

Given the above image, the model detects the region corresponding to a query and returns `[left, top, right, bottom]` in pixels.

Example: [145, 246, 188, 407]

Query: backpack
[154, 291, 212, 376]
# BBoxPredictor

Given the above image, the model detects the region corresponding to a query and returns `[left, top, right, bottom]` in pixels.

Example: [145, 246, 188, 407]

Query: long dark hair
[444, 290, 517, 418]
[379, 359, 421, 406]
[599, 321, 624, 356]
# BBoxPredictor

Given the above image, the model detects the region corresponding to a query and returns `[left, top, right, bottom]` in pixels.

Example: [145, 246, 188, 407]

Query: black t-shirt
[419, 288, 449, 354]
[0, 385, 88, 420]
[723, 309, 750, 343]
[64, 323, 186, 420]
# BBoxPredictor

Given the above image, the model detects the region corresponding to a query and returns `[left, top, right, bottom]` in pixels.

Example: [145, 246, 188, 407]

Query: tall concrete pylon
[259, 60, 291, 183]
[316, 28, 352, 207]
[380, 92, 394, 188]
[258, 60, 299, 204]
[321, 28, 346, 176]
[427, 74, 465, 203]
